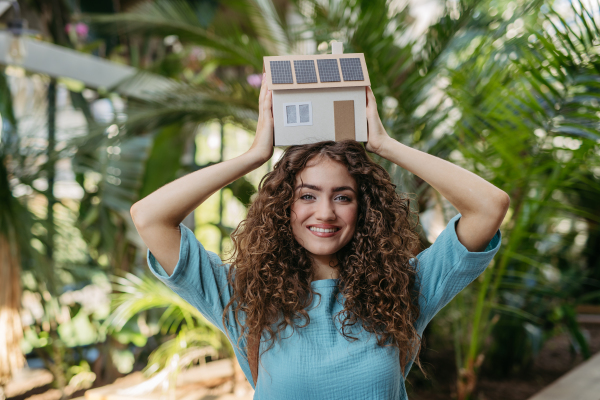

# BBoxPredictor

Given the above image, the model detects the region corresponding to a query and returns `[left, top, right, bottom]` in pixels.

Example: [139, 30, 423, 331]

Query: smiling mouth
[308, 227, 340, 233]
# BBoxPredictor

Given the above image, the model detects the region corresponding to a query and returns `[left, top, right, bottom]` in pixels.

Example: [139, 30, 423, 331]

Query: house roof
[263, 53, 370, 90]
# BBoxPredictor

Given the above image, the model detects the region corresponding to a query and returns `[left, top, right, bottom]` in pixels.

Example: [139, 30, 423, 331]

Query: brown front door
[334, 100, 355, 141]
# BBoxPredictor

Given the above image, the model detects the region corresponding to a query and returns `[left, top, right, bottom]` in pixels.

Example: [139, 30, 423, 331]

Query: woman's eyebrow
[295, 183, 356, 193]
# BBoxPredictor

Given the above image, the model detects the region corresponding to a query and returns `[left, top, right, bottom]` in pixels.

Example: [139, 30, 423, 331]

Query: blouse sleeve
[146, 223, 244, 342]
[413, 213, 502, 334]
[146, 224, 256, 386]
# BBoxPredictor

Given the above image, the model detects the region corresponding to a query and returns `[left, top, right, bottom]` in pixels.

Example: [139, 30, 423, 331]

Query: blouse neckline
[310, 278, 340, 288]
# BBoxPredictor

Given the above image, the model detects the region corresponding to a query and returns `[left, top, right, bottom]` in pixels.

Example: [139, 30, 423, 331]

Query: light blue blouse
[147, 213, 501, 399]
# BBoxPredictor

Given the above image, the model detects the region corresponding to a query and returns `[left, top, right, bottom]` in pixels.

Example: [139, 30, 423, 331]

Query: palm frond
[442, 0, 600, 380]
[144, 327, 224, 374]
[86, 0, 264, 68]
[247, 0, 291, 55]
[105, 271, 218, 334]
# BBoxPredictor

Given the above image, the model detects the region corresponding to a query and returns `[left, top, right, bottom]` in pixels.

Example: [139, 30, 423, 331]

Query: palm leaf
[106, 271, 219, 334]
[86, 0, 263, 68]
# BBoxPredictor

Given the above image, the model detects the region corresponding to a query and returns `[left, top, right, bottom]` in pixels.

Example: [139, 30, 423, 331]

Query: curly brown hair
[222, 140, 424, 376]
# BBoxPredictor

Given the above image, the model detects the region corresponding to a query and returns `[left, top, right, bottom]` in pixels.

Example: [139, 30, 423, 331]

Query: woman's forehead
[295, 158, 357, 188]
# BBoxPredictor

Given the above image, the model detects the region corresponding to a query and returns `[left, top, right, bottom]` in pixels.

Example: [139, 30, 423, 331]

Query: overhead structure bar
[0, 31, 174, 99]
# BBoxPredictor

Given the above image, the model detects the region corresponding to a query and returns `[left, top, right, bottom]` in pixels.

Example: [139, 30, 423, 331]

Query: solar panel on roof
[293, 60, 318, 84]
[270, 61, 293, 84]
[317, 59, 341, 82]
[339, 58, 364, 81]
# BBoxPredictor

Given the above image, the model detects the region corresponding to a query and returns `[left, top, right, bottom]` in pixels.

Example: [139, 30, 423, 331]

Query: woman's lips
[307, 226, 341, 238]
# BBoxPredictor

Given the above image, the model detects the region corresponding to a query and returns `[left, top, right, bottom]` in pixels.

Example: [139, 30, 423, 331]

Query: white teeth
[309, 227, 339, 233]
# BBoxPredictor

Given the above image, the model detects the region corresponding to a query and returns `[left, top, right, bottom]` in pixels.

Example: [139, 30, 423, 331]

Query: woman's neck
[310, 254, 339, 280]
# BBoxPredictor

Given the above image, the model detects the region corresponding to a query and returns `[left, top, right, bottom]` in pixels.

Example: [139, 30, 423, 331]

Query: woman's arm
[130, 75, 274, 275]
[364, 87, 510, 252]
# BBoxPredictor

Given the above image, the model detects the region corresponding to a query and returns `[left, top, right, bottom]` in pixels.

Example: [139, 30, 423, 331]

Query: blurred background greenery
[0, 0, 599, 399]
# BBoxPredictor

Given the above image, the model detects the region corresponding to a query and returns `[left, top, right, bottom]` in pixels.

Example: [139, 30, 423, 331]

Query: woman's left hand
[365, 86, 391, 155]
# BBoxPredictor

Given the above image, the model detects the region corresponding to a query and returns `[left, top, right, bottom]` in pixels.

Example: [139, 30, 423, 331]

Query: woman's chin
[305, 245, 341, 257]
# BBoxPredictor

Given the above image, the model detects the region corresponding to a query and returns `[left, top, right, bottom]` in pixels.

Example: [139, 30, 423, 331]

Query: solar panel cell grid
[270, 61, 294, 84]
[339, 58, 364, 81]
[317, 59, 341, 82]
[293, 60, 318, 84]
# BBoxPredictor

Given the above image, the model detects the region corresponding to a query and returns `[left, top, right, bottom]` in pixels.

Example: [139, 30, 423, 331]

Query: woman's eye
[299, 194, 351, 201]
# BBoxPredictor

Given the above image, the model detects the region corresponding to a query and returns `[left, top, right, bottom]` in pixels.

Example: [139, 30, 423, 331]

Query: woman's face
[290, 156, 358, 259]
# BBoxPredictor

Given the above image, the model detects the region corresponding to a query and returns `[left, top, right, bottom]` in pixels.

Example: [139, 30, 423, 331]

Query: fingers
[257, 74, 269, 127]
[259, 73, 267, 104]
[258, 72, 272, 115]
[256, 75, 273, 130]
[263, 88, 272, 115]
[366, 86, 376, 108]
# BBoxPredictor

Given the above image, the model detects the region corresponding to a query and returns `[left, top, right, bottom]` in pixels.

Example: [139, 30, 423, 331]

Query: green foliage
[74, 129, 154, 270]
[106, 271, 231, 374]
[226, 176, 257, 206]
[139, 123, 188, 199]
[0, 72, 39, 263]
[107, 272, 210, 332]
[87, 0, 272, 69]
[435, 1, 600, 396]
[57, 310, 99, 347]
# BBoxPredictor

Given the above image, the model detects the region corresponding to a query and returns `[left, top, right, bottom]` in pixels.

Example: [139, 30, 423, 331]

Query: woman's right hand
[248, 73, 274, 163]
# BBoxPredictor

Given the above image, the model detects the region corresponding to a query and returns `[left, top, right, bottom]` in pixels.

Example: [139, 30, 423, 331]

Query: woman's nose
[315, 200, 336, 220]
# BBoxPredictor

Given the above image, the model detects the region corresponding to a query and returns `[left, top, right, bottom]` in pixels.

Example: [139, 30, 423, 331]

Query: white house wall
[272, 86, 367, 146]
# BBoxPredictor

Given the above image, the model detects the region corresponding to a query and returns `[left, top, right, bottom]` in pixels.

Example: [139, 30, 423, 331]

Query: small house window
[283, 102, 312, 126]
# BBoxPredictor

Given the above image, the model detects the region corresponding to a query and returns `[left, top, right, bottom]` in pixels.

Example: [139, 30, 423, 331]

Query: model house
[264, 42, 371, 146]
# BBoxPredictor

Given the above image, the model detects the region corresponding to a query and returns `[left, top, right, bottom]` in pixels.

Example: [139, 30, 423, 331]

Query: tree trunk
[0, 233, 25, 386]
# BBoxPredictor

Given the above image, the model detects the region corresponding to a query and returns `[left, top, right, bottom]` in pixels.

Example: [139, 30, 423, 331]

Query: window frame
[283, 101, 313, 127]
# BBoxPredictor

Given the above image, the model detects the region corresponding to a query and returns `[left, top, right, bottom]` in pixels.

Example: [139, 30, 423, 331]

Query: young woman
[130, 75, 509, 399]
